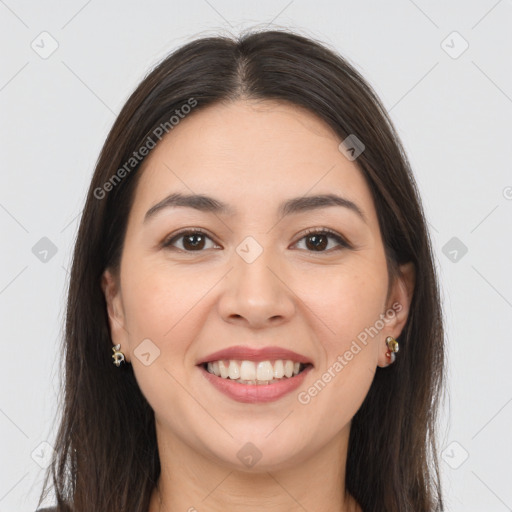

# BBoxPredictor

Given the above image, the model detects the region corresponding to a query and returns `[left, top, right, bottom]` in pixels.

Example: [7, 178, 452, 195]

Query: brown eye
[295, 229, 350, 252]
[305, 233, 328, 251]
[162, 230, 219, 252]
[162, 228, 350, 253]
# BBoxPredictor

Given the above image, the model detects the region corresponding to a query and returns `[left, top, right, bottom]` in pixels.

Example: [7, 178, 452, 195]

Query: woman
[36, 29, 445, 512]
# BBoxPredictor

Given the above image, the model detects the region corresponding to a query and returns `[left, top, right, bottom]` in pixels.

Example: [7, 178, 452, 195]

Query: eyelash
[161, 227, 352, 253]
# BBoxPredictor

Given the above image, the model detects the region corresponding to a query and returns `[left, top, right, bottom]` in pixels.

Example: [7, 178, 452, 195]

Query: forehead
[129, 99, 377, 225]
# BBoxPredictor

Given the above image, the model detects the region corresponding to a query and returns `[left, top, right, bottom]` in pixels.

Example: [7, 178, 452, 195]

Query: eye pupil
[306, 234, 328, 251]
[183, 233, 205, 250]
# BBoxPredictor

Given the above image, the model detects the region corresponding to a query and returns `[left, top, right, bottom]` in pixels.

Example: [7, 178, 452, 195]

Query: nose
[217, 247, 296, 329]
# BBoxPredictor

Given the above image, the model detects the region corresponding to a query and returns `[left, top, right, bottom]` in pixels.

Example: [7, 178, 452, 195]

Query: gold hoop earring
[112, 344, 126, 367]
[385, 336, 399, 364]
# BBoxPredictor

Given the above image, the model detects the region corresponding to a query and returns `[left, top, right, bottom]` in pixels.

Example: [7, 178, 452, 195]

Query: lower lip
[198, 364, 313, 403]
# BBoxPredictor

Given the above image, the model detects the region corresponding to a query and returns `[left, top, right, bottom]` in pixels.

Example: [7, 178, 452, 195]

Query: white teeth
[273, 359, 284, 378]
[240, 361, 256, 380]
[228, 360, 240, 379]
[257, 361, 274, 381]
[205, 358, 307, 382]
[218, 360, 229, 378]
[284, 360, 294, 378]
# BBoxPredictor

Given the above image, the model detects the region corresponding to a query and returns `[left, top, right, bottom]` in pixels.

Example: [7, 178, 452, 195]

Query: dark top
[36, 508, 57, 512]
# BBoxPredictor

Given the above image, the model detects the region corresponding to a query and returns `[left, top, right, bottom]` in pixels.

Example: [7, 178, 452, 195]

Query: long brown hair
[38, 29, 446, 512]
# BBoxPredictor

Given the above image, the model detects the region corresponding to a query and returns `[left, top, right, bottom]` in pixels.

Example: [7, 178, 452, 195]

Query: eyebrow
[143, 192, 367, 224]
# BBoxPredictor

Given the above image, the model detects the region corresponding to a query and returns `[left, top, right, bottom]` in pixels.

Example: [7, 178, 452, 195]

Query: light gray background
[1, 1, 511, 511]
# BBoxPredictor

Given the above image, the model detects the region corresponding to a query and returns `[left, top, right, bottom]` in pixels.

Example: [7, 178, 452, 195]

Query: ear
[377, 261, 415, 368]
[101, 268, 130, 362]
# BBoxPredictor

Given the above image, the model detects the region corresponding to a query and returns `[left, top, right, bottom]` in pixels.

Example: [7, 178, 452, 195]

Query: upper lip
[196, 345, 313, 366]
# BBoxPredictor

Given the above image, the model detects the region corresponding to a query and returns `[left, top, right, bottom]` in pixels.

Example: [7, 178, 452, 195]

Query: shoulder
[36, 508, 58, 512]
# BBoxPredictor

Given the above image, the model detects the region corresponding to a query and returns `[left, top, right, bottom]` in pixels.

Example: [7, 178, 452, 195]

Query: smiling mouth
[200, 360, 313, 385]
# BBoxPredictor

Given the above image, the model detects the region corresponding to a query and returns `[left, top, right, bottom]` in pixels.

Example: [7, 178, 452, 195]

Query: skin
[102, 99, 415, 512]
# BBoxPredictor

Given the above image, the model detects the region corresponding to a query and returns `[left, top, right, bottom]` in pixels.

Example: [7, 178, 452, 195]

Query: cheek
[296, 257, 387, 409]
[303, 258, 388, 341]
[296, 265, 384, 432]
[119, 261, 208, 417]
[121, 258, 209, 337]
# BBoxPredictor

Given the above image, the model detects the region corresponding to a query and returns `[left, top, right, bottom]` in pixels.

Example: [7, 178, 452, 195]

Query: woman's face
[102, 99, 414, 471]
